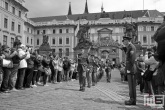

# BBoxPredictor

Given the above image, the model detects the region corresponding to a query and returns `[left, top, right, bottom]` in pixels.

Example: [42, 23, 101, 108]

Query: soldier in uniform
[77, 49, 88, 92]
[92, 55, 99, 86]
[122, 36, 137, 105]
[105, 59, 112, 83]
[86, 53, 94, 88]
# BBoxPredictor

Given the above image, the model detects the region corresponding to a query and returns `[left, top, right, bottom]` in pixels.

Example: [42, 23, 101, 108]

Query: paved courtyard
[0, 69, 163, 110]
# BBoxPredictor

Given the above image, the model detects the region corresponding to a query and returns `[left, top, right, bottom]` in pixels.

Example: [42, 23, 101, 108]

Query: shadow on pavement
[83, 98, 118, 104]
[54, 87, 79, 91]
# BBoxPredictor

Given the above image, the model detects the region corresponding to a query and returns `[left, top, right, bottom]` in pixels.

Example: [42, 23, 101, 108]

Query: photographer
[143, 50, 159, 95]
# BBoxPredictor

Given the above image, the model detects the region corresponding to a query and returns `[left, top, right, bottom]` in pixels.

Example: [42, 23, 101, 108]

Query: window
[27, 28, 29, 32]
[59, 29, 62, 33]
[59, 48, 62, 57]
[52, 38, 55, 45]
[31, 39, 33, 44]
[59, 38, 62, 44]
[3, 35, 7, 45]
[37, 30, 40, 35]
[52, 49, 55, 52]
[65, 48, 69, 56]
[143, 35, 147, 43]
[143, 26, 146, 31]
[4, 18, 8, 28]
[66, 38, 69, 44]
[37, 39, 39, 45]
[18, 24, 21, 33]
[12, 7, 15, 14]
[53, 29, 56, 34]
[19, 11, 21, 17]
[43, 30, 46, 34]
[5, 2, 8, 10]
[11, 38, 14, 47]
[66, 29, 69, 33]
[31, 29, 33, 34]
[151, 36, 155, 43]
[138, 26, 143, 31]
[151, 26, 154, 31]
[27, 37, 29, 43]
[11, 21, 15, 31]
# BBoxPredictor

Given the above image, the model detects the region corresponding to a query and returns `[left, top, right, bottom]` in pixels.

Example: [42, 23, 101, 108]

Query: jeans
[57, 71, 62, 82]
[43, 72, 48, 85]
[32, 71, 38, 85]
[51, 69, 58, 83]
[15, 68, 26, 89]
[1, 65, 18, 91]
[36, 70, 42, 83]
[24, 68, 34, 88]
[86, 71, 92, 87]
[64, 70, 69, 81]
[127, 74, 136, 102]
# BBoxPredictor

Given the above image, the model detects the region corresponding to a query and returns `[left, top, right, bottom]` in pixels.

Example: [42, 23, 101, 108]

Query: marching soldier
[86, 53, 94, 88]
[77, 49, 88, 92]
[121, 36, 137, 105]
[92, 55, 99, 86]
[105, 59, 112, 83]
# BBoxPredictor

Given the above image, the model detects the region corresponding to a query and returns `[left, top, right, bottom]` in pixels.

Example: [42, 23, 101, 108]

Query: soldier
[122, 36, 137, 105]
[105, 59, 112, 83]
[86, 53, 94, 88]
[77, 49, 88, 92]
[92, 55, 99, 86]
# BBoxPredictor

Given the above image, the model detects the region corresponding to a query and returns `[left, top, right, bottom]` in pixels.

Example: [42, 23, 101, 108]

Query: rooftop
[30, 10, 164, 23]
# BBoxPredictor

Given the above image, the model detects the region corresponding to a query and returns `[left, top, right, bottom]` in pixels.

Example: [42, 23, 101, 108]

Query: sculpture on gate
[124, 22, 138, 44]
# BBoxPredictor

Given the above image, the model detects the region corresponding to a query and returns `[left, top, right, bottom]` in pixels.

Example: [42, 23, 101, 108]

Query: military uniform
[77, 52, 88, 91]
[105, 60, 112, 83]
[86, 55, 94, 88]
[92, 57, 99, 86]
[124, 42, 137, 105]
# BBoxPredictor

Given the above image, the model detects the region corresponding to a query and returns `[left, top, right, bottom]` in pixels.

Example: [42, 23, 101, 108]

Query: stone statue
[124, 22, 138, 44]
[77, 23, 90, 43]
[43, 34, 49, 45]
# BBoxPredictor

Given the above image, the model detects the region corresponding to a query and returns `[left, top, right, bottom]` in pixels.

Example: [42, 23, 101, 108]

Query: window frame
[3, 35, 7, 45]
[65, 48, 69, 56]
[11, 21, 15, 31]
[59, 38, 62, 45]
[4, 18, 8, 28]
[66, 38, 69, 44]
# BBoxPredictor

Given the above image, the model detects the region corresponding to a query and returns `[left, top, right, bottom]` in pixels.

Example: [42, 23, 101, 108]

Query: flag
[75, 20, 80, 37]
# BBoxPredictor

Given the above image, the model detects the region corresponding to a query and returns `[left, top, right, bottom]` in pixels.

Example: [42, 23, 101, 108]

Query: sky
[25, 0, 165, 18]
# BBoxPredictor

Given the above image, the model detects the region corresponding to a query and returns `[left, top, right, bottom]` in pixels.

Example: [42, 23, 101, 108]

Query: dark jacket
[125, 43, 137, 74]
[63, 59, 71, 70]
[42, 59, 50, 68]
[26, 54, 35, 68]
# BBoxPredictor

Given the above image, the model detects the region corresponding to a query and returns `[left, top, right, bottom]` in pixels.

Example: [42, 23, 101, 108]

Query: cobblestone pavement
[0, 69, 163, 110]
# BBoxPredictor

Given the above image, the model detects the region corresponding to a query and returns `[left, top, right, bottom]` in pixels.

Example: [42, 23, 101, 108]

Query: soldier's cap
[122, 36, 132, 42]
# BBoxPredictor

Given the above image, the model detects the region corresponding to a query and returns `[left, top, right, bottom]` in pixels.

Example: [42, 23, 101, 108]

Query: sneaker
[37, 82, 42, 85]
[10, 88, 19, 92]
[43, 84, 49, 87]
[32, 85, 37, 87]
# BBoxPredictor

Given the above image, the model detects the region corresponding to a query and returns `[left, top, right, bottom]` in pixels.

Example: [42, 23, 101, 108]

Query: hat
[122, 36, 132, 41]
[2, 45, 9, 51]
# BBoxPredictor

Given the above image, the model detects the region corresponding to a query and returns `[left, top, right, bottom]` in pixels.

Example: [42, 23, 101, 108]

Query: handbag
[143, 68, 156, 81]
[44, 68, 51, 76]
[38, 66, 44, 72]
[2, 59, 13, 68]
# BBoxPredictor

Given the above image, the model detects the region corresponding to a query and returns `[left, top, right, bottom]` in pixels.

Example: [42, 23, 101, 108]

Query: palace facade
[0, 0, 164, 63]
